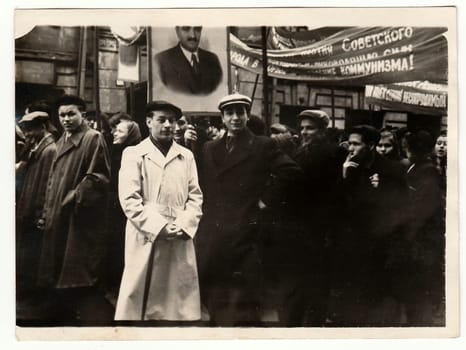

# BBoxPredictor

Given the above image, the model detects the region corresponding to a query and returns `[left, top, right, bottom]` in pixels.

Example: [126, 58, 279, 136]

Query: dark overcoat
[196, 129, 301, 287]
[38, 122, 111, 289]
[16, 133, 57, 291]
[155, 44, 222, 95]
[17, 134, 57, 232]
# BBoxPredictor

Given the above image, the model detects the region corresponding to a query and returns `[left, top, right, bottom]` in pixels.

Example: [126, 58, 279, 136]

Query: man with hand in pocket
[115, 101, 203, 322]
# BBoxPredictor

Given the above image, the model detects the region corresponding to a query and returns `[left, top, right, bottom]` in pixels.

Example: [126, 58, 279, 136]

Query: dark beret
[349, 125, 381, 144]
[55, 94, 86, 111]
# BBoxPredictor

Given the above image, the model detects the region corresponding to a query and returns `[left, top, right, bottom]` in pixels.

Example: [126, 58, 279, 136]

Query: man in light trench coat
[115, 101, 203, 321]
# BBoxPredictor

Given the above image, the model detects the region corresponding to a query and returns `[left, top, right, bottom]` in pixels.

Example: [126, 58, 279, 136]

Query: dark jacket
[16, 134, 57, 232]
[155, 44, 222, 95]
[197, 129, 302, 281]
[38, 123, 111, 289]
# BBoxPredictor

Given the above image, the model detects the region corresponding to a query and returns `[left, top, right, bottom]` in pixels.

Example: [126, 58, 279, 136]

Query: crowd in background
[15, 94, 446, 327]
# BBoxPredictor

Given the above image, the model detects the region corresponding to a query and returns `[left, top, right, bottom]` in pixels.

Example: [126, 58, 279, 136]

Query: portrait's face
[376, 136, 395, 156]
[435, 135, 447, 158]
[146, 109, 177, 143]
[58, 104, 84, 133]
[299, 118, 319, 145]
[221, 104, 248, 135]
[174, 116, 188, 143]
[176, 26, 202, 52]
[113, 121, 130, 145]
[348, 133, 371, 160]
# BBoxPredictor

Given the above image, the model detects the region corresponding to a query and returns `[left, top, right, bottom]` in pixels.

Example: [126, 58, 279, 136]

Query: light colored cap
[218, 93, 252, 111]
[18, 111, 49, 124]
[298, 109, 330, 129]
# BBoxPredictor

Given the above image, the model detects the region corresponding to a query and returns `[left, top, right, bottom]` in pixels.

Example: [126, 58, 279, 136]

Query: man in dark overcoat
[155, 26, 222, 95]
[37, 95, 112, 324]
[196, 93, 301, 326]
[16, 111, 57, 304]
[336, 125, 408, 326]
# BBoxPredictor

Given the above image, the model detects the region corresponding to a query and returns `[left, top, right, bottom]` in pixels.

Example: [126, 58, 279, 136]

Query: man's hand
[342, 155, 359, 179]
[184, 125, 198, 146]
[258, 199, 267, 210]
[158, 223, 190, 240]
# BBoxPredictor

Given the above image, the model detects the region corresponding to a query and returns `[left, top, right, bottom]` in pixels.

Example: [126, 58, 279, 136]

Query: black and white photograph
[152, 26, 229, 111]
[8, 5, 460, 342]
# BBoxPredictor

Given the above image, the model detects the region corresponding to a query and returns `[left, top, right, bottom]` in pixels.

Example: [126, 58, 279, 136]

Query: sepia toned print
[13, 7, 458, 340]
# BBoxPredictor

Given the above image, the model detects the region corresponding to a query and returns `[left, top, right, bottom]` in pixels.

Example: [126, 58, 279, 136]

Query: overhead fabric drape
[111, 26, 145, 82]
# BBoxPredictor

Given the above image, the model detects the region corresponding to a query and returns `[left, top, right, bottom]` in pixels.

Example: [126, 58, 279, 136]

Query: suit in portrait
[155, 44, 223, 95]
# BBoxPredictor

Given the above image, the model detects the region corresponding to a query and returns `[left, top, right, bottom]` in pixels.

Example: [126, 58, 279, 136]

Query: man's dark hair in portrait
[154, 26, 223, 95]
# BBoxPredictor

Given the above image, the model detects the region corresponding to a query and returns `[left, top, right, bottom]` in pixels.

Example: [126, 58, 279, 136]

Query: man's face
[174, 116, 188, 143]
[22, 124, 45, 143]
[348, 133, 372, 160]
[176, 26, 202, 52]
[300, 118, 319, 145]
[58, 104, 84, 133]
[376, 136, 394, 156]
[435, 136, 447, 158]
[221, 104, 248, 135]
[146, 110, 177, 143]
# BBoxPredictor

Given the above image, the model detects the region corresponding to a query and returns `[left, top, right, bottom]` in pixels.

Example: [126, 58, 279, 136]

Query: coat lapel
[32, 134, 54, 159]
[54, 123, 88, 164]
[217, 130, 254, 175]
[139, 138, 165, 168]
[165, 142, 183, 166]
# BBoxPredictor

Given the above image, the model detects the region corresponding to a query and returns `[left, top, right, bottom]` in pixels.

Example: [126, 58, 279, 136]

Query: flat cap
[270, 123, 289, 134]
[145, 100, 182, 119]
[298, 109, 330, 129]
[218, 93, 251, 111]
[18, 111, 49, 124]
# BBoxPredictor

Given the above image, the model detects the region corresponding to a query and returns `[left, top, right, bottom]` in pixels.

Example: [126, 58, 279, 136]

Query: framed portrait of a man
[151, 26, 229, 112]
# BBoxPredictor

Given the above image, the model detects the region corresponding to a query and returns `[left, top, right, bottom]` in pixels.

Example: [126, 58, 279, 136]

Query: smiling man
[196, 93, 301, 326]
[154, 26, 223, 95]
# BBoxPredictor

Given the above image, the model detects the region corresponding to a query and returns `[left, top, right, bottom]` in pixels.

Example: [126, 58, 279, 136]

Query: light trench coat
[115, 138, 203, 321]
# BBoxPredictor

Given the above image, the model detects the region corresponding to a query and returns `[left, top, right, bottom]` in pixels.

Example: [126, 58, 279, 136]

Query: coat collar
[34, 133, 55, 156]
[138, 137, 185, 168]
[55, 122, 90, 161]
[212, 128, 255, 175]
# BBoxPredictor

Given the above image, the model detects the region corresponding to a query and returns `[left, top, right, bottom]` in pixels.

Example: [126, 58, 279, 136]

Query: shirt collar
[179, 44, 199, 65]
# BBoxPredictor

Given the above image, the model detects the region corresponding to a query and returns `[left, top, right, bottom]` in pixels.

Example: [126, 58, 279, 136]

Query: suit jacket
[196, 129, 301, 280]
[155, 44, 222, 95]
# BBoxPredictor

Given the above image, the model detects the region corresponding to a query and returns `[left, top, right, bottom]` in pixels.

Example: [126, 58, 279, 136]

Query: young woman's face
[113, 122, 130, 144]
[435, 135, 447, 158]
[376, 136, 395, 156]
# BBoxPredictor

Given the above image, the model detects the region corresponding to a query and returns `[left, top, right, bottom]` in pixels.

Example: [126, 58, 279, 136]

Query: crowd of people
[15, 92, 446, 327]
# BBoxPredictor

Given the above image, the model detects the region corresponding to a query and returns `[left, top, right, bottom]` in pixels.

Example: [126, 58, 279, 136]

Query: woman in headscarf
[105, 119, 142, 304]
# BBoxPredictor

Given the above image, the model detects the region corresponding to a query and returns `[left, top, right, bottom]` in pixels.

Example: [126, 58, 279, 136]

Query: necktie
[191, 53, 199, 76]
[226, 136, 236, 153]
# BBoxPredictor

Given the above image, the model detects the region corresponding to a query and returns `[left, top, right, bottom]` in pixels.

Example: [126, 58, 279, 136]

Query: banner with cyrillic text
[230, 27, 448, 85]
[365, 81, 447, 115]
